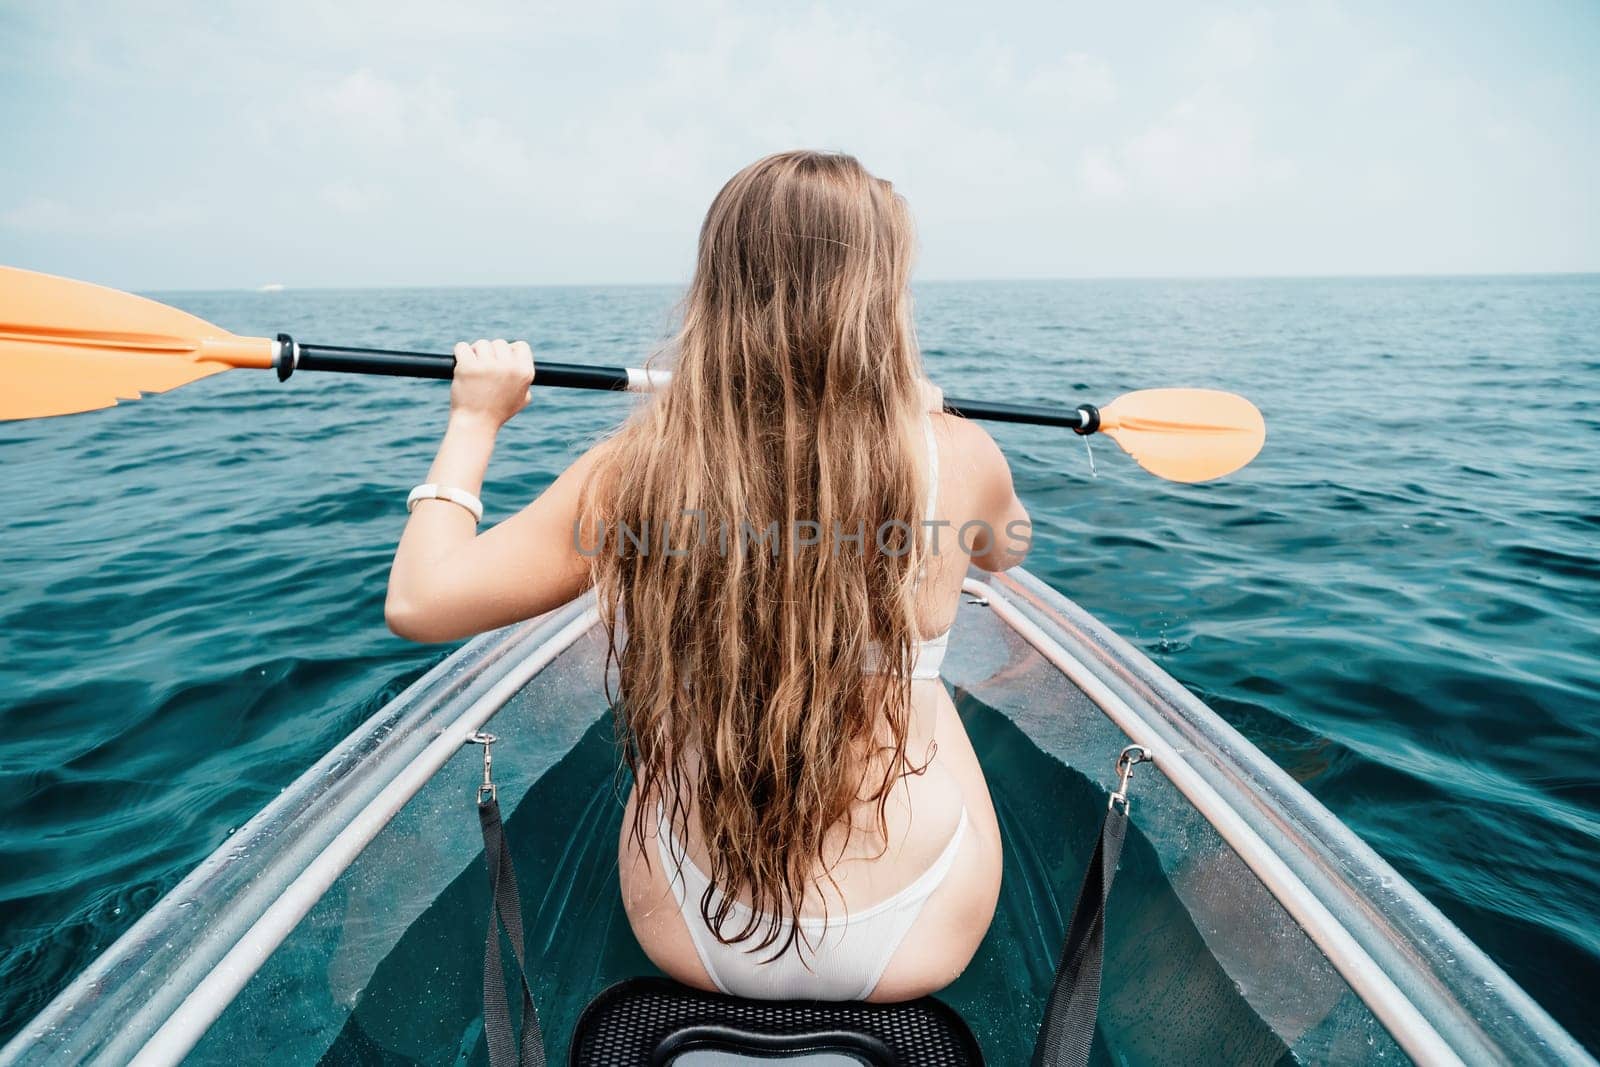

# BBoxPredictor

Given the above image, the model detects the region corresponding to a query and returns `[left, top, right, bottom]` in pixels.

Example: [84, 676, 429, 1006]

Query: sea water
[1, 276, 1595, 1051]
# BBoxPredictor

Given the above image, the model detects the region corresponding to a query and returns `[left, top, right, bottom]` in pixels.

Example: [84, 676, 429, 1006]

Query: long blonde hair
[583, 150, 929, 956]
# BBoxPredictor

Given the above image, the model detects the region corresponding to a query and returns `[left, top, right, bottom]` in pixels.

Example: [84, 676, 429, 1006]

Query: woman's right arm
[960, 420, 1030, 573]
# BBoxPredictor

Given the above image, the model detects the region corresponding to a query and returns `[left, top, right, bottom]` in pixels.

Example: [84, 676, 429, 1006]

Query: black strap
[1031, 801, 1129, 1067]
[479, 795, 546, 1067]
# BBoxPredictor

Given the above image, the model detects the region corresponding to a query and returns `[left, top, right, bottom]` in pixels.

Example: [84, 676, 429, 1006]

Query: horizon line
[139, 268, 1600, 295]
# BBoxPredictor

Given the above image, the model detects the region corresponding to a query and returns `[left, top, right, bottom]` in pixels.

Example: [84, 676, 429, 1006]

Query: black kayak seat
[569, 977, 984, 1066]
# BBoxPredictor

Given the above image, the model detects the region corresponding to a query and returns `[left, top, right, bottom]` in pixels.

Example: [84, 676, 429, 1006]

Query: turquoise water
[0, 277, 1596, 1052]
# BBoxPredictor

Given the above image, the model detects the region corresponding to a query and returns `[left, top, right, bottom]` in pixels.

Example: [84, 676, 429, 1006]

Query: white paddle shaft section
[625, 366, 672, 392]
[964, 577, 1463, 1067]
[128, 607, 599, 1067]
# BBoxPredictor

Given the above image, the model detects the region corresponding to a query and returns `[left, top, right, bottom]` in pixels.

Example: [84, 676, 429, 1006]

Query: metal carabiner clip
[1108, 743, 1152, 813]
[465, 731, 498, 805]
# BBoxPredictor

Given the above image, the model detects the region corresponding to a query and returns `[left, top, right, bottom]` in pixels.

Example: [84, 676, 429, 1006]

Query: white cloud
[1192, 10, 1271, 75]
[1079, 150, 1127, 198]
[1122, 92, 1294, 204]
[0, 196, 203, 236]
[1, 197, 81, 232]
[315, 69, 412, 145]
[318, 181, 388, 214]
[290, 69, 543, 192]
[1026, 52, 1117, 108]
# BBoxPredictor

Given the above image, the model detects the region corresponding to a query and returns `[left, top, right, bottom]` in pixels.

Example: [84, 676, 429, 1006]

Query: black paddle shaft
[283, 339, 1098, 433]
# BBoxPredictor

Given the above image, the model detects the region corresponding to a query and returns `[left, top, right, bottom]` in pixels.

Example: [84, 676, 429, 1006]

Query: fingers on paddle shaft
[1099, 388, 1266, 483]
[0, 265, 274, 420]
[450, 339, 536, 424]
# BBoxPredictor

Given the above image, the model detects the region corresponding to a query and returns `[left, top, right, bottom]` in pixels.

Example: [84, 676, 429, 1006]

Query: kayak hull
[1, 569, 1588, 1066]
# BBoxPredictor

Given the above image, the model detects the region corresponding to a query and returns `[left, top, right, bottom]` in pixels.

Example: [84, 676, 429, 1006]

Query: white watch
[407, 483, 484, 523]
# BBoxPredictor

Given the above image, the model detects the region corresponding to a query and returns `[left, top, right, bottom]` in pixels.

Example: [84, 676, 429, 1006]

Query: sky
[1, 0, 1596, 290]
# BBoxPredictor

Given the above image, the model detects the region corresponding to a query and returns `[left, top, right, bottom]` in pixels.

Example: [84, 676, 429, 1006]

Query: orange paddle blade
[1099, 388, 1265, 483]
[0, 266, 277, 420]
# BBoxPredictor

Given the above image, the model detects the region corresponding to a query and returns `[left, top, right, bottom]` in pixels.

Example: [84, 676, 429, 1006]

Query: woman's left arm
[384, 339, 599, 643]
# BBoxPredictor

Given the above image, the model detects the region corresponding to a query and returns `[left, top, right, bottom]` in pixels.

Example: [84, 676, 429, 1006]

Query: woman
[386, 150, 1029, 1002]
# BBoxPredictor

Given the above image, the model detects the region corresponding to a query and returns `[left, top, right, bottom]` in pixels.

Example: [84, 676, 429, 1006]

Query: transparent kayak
[2, 568, 1588, 1066]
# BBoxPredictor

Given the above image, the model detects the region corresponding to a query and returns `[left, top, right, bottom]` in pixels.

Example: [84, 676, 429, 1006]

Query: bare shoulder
[929, 412, 1013, 493]
[559, 435, 616, 490]
[558, 437, 619, 555]
[545, 434, 628, 517]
